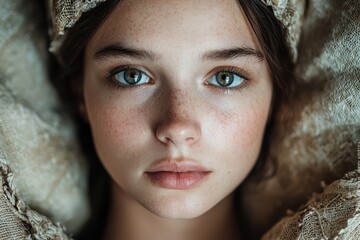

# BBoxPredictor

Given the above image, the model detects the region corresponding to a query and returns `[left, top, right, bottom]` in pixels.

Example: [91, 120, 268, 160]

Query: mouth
[145, 158, 211, 190]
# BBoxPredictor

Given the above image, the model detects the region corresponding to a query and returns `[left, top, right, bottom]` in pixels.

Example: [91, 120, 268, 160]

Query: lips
[145, 158, 211, 190]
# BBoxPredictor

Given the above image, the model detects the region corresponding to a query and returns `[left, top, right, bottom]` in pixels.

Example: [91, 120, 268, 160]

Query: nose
[156, 118, 201, 146]
[155, 89, 201, 147]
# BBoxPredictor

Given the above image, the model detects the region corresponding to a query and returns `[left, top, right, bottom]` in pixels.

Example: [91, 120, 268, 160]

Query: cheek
[92, 108, 145, 156]
[83, 82, 150, 180]
[232, 106, 269, 149]
[208, 93, 272, 183]
[225, 113, 266, 162]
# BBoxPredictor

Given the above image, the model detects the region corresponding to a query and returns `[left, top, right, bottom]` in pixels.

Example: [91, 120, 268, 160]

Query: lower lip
[146, 171, 210, 190]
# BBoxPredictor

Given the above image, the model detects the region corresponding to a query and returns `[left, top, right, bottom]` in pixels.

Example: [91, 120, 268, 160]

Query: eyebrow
[202, 47, 264, 61]
[94, 43, 263, 62]
[94, 43, 158, 61]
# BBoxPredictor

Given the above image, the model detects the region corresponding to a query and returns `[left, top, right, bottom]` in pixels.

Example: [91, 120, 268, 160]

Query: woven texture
[262, 170, 360, 239]
[0, 0, 89, 234]
[0, 156, 72, 240]
[0, 162, 28, 239]
[50, 0, 106, 34]
[48, 0, 106, 52]
[242, 0, 360, 238]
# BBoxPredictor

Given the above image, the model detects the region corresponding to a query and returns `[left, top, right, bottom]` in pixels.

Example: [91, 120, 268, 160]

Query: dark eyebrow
[94, 44, 263, 62]
[202, 47, 264, 61]
[94, 43, 158, 61]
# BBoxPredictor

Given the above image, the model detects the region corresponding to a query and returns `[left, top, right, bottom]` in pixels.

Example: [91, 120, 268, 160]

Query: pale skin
[82, 0, 273, 239]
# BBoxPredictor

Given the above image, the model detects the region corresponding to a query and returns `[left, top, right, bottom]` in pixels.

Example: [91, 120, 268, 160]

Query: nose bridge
[155, 85, 201, 147]
[165, 87, 192, 120]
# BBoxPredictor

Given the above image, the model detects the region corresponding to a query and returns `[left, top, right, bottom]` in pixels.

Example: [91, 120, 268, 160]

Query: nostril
[155, 119, 201, 146]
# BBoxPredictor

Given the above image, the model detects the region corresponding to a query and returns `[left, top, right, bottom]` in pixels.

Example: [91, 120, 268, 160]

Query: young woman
[54, 0, 293, 239]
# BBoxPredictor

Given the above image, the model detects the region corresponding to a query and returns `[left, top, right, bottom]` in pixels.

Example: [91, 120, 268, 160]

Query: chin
[140, 191, 214, 220]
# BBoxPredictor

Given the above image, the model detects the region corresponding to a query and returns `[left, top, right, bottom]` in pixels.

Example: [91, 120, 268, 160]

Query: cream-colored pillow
[242, 0, 360, 237]
[0, 0, 89, 234]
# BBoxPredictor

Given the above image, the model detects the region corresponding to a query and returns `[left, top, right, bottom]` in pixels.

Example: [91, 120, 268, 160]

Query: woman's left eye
[113, 68, 151, 85]
[207, 71, 246, 88]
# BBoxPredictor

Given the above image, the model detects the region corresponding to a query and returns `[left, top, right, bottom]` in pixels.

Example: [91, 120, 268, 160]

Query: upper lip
[146, 157, 211, 173]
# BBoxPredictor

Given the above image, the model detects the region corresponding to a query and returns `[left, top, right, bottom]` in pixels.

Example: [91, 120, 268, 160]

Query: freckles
[93, 106, 141, 149]
[110, 1, 168, 44]
[213, 100, 269, 155]
[167, 89, 192, 117]
[92, 105, 152, 176]
[235, 111, 266, 144]
[155, 88, 195, 121]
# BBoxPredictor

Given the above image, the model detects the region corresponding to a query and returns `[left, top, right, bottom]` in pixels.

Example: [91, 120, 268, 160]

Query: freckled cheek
[234, 109, 268, 149]
[87, 101, 148, 172]
[209, 103, 270, 174]
[226, 81, 273, 160]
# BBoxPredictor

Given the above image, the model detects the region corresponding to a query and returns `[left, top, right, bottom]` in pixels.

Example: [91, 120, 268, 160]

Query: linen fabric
[0, 156, 71, 239]
[242, 0, 360, 238]
[0, 0, 89, 234]
[261, 170, 360, 239]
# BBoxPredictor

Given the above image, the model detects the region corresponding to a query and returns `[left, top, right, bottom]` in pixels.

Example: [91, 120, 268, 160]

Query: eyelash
[104, 65, 251, 93]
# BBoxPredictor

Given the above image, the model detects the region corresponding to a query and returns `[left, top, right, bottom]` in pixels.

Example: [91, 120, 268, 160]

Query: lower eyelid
[205, 76, 250, 92]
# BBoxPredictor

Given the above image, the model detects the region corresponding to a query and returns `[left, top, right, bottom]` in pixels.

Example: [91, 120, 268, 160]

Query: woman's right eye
[113, 68, 151, 85]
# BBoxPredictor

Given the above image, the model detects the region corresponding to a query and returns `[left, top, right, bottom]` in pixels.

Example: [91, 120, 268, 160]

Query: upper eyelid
[109, 65, 154, 79]
[205, 66, 251, 81]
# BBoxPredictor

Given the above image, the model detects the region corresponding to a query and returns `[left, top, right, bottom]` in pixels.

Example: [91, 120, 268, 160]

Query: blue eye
[208, 71, 245, 88]
[114, 68, 150, 85]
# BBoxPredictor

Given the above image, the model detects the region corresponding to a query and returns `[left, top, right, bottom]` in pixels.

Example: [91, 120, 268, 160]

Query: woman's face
[83, 0, 272, 219]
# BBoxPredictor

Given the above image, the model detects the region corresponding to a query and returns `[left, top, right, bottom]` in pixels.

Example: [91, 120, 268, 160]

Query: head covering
[47, 0, 306, 62]
[47, 0, 106, 53]
[261, 0, 306, 61]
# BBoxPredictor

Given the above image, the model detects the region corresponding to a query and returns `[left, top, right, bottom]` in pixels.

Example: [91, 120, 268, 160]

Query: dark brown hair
[55, 0, 120, 111]
[239, 1, 294, 98]
[238, 0, 294, 174]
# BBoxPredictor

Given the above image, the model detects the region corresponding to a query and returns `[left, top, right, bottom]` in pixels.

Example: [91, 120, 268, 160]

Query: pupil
[125, 69, 140, 84]
[217, 72, 233, 86]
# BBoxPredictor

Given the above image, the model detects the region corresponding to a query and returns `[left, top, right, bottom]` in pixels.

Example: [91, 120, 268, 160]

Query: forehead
[87, 0, 259, 56]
